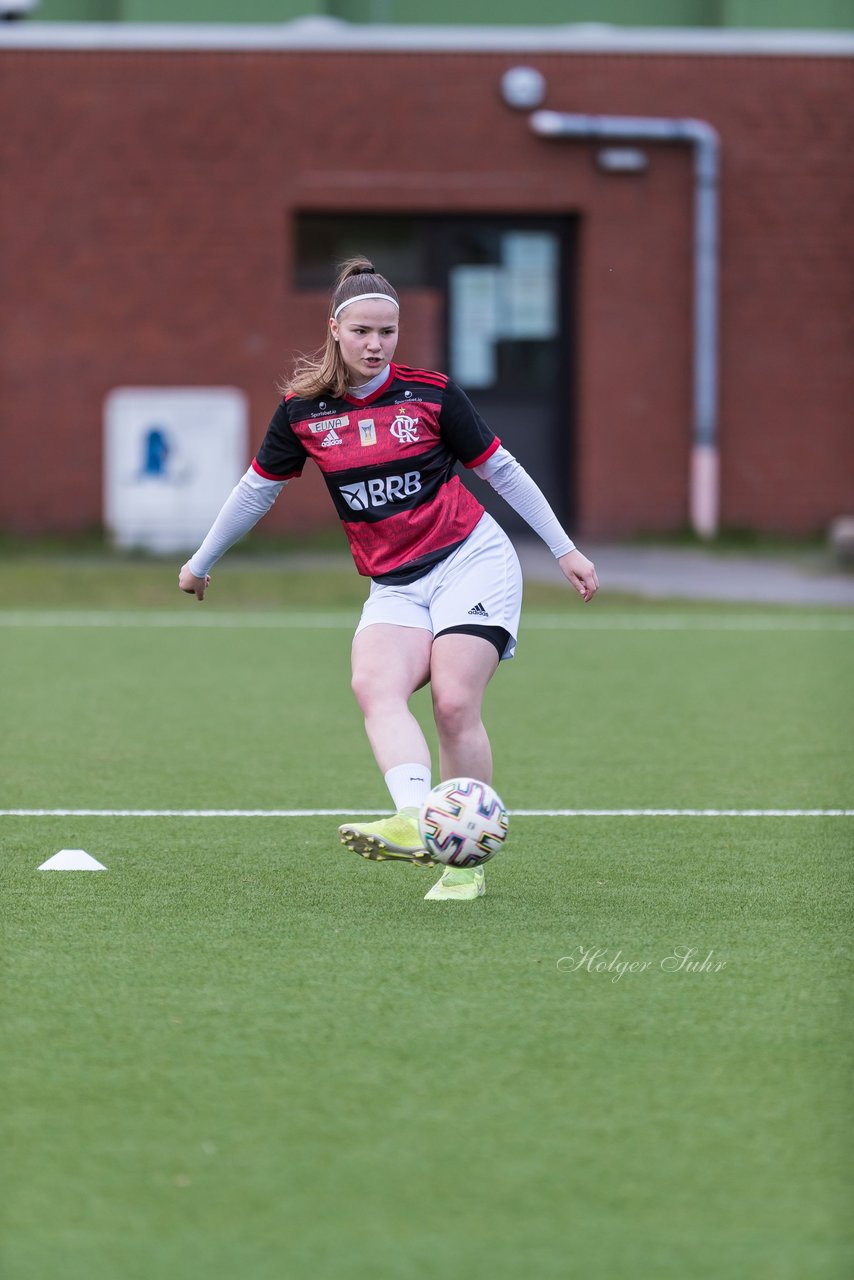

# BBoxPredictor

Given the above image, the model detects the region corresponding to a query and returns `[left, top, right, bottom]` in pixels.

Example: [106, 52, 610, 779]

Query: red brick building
[1, 25, 852, 540]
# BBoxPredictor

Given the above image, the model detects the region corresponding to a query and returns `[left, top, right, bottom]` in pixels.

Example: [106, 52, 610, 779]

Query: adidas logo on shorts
[467, 602, 489, 617]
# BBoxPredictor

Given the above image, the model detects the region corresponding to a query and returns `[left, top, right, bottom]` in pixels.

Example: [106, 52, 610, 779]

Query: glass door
[433, 217, 575, 531]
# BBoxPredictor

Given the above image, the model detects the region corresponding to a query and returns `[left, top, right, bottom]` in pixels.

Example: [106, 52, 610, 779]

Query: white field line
[0, 611, 355, 629]
[1, 808, 852, 818]
[0, 610, 852, 632]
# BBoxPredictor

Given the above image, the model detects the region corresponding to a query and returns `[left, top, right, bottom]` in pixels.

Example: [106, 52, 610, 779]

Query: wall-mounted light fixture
[500, 66, 547, 111]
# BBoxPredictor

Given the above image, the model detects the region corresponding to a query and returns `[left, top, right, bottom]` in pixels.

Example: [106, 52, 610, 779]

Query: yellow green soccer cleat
[338, 807, 436, 867]
[424, 865, 486, 901]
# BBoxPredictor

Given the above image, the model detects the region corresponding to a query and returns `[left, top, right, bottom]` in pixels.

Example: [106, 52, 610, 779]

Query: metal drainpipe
[530, 110, 721, 539]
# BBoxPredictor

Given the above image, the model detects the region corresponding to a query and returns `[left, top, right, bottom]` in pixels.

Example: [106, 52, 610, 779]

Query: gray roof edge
[1, 19, 853, 56]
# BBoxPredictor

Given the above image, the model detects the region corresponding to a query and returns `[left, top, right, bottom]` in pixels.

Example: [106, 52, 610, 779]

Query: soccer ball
[418, 778, 509, 868]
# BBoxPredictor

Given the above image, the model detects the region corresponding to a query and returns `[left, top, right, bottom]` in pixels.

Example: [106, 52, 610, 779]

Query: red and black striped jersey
[253, 363, 500, 582]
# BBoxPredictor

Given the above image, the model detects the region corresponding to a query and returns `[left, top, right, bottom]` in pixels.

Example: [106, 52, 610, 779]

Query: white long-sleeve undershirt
[187, 444, 575, 578]
[187, 468, 287, 577]
[473, 445, 575, 559]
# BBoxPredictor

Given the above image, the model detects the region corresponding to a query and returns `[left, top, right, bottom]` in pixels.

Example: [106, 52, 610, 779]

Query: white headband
[333, 292, 400, 320]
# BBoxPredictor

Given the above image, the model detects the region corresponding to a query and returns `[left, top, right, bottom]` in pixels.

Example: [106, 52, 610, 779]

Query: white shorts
[354, 512, 523, 660]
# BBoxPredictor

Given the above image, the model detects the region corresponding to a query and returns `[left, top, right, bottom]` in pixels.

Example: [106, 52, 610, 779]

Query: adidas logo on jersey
[321, 428, 343, 448]
[467, 602, 489, 617]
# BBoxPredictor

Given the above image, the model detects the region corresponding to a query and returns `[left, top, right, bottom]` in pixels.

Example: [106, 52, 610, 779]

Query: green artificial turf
[2, 819, 851, 1280]
[0, 611, 851, 811]
[1, 562, 852, 1279]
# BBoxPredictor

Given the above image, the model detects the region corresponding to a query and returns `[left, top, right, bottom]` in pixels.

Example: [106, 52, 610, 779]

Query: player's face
[330, 300, 399, 384]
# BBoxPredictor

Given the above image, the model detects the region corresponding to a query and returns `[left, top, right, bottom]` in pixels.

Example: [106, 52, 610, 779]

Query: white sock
[384, 763, 432, 812]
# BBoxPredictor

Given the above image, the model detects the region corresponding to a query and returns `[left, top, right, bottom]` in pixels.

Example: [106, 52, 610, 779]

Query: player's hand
[558, 549, 599, 602]
[178, 563, 210, 601]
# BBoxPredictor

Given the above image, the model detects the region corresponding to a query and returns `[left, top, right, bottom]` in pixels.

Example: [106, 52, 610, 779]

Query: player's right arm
[178, 401, 306, 601]
[178, 564, 211, 599]
[178, 468, 287, 600]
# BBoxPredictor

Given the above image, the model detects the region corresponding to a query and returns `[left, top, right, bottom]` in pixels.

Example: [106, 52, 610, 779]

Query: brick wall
[1, 46, 851, 539]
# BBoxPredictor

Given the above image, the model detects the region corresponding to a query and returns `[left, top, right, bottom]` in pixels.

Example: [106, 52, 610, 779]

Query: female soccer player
[179, 258, 598, 900]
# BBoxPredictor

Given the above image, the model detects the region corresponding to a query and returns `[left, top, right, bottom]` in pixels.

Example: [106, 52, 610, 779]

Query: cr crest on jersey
[390, 408, 420, 444]
[338, 471, 422, 511]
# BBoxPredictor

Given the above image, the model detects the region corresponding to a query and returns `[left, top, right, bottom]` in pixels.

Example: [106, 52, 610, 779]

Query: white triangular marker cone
[38, 849, 107, 871]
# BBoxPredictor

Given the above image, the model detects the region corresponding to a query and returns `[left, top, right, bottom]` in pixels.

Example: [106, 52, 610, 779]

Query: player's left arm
[473, 444, 599, 603]
[439, 381, 598, 601]
[556, 548, 599, 603]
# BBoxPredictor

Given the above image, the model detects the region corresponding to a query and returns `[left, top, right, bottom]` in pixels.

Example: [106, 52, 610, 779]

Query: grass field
[1, 556, 852, 1280]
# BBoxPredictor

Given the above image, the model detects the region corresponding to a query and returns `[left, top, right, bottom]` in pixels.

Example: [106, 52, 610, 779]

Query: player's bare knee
[432, 687, 480, 740]
[352, 666, 412, 715]
[351, 667, 381, 712]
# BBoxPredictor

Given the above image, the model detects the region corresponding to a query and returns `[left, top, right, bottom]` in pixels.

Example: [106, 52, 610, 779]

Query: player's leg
[422, 631, 501, 899]
[429, 631, 500, 782]
[426, 513, 521, 784]
[339, 622, 436, 865]
[350, 622, 432, 775]
[423, 517, 522, 899]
